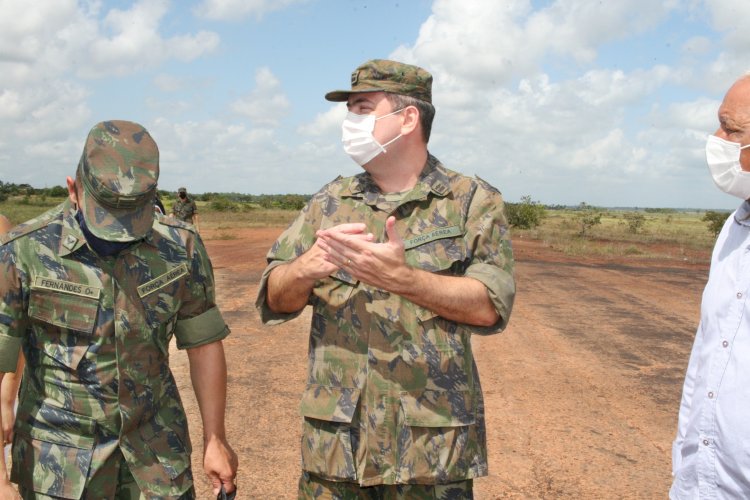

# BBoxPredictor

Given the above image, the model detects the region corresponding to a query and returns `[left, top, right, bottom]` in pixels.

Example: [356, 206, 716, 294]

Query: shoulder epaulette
[474, 175, 501, 195]
[0, 205, 63, 246]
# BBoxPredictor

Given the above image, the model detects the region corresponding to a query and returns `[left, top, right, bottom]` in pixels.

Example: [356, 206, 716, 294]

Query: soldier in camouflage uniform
[0, 121, 238, 499]
[171, 187, 199, 230]
[256, 60, 516, 498]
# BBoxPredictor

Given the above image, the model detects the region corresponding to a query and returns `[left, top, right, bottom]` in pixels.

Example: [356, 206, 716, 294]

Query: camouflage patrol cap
[178, 187, 187, 193]
[77, 120, 159, 242]
[325, 59, 433, 103]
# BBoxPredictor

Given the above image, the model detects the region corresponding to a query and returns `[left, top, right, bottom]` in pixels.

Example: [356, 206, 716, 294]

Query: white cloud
[704, 0, 750, 51]
[297, 104, 346, 138]
[230, 67, 290, 126]
[193, 0, 309, 21]
[83, 1, 220, 77]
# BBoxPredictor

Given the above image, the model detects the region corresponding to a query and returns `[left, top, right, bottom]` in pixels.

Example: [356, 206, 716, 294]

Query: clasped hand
[315, 216, 411, 293]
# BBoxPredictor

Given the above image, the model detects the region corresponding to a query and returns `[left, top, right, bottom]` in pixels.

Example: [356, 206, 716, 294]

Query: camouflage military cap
[78, 120, 159, 242]
[325, 59, 433, 103]
[178, 187, 187, 194]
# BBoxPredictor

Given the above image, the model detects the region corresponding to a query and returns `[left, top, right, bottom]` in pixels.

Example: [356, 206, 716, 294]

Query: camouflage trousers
[298, 472, 473, 500]
[17, 449, 196, 500]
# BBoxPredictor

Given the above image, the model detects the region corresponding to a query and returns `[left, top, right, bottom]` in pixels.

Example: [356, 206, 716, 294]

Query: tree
[577, 210, 602, 237]
[505, 195, 546, 229]
[703, 210, 731, 238]
[623, 212, 646, 234]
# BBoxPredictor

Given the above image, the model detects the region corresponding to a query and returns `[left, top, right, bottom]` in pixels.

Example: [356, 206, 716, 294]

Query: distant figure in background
[172, 187, 199, 230]
[257, 59, 515, 498]
[671, 74, 750, 498]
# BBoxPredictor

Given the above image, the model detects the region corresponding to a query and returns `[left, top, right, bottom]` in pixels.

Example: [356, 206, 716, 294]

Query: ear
[400, 106, 421, 138]
[66, 176, 78, 206]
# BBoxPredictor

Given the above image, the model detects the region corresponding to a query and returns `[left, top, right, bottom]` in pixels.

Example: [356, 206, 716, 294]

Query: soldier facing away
[0, 120, 237, 499]
[256, 59, 516, 498]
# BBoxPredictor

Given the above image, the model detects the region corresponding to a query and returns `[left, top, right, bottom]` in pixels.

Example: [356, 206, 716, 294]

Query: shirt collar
[342, 153, 452, 205]
[59, 199, 87, 257]
[735, 200, 750, 227]
[59, 199, 156, 257]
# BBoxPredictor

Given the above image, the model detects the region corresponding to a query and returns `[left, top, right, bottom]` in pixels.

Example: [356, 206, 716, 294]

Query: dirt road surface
[171, 227, 707, 499]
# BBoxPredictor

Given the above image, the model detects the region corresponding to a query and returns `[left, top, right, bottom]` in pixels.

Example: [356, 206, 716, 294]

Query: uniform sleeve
[0, 244, 25, 372]
[174, 234, 229, 349]
[463, 182, 516, 334]
[255, 193, 324, 325]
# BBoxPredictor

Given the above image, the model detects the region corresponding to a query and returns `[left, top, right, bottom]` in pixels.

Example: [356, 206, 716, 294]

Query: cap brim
[325, 88, 385, 102]
[80, 188, 154, 242]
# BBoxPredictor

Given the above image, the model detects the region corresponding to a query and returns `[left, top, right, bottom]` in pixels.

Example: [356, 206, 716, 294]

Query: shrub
[577, 210, 602, 237]
[209, 196, 237, 212]
[623, 212, 646, 234]
[703, 210, 731, 237]
[505, 195, 546, 229]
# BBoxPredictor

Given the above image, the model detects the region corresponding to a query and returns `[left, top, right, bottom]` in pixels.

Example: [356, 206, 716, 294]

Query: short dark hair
[385, 92, 435, 143]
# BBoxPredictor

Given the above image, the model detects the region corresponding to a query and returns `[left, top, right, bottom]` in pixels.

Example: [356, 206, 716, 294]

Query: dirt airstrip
[170, 227, 708, 499]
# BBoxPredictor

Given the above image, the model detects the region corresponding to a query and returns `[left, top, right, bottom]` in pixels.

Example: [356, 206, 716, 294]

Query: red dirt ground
[170, 227, 708, 499]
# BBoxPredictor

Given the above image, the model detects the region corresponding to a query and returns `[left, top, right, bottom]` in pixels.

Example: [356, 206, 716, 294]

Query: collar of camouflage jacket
[59, 199, 157, 257]
[342, 153, 451, 204]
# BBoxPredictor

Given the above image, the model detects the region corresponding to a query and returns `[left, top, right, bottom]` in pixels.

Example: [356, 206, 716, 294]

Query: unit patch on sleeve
[403, 225, 462, 250]
[137, 263, 189, 298]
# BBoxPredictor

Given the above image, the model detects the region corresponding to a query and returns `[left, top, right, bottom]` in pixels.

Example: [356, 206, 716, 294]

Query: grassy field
[0, 196, 720, 262]
[513, 208, 718, 261]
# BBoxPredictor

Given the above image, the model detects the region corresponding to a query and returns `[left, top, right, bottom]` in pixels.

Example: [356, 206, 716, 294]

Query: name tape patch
[32, 276, 101, 300]
[403, 225, 462, 250]
[137, 263, 189, 298]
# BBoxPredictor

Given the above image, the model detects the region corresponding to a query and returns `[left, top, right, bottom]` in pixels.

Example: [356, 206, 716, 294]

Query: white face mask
[341, 109, 403, 166]
[706, 135, 750, 199]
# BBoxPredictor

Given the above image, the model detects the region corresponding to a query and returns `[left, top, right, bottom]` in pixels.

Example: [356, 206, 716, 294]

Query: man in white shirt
[671, 74, 750, 498]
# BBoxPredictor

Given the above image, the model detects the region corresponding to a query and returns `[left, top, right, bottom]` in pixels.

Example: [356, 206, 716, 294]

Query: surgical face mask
[706, 135, 750, 199]
[341, 109, 403, 166]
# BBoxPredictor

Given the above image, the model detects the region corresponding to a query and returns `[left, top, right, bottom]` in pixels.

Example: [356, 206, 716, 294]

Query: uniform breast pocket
[28, 289, 99, 371]
[405, 230, 468, 274]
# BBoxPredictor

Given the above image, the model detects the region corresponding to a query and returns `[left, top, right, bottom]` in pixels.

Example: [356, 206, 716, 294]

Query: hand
[0, 403, 13, 446]
[0, 481, 20, 499]
[316, 216, 410, 292]
[203, 437, 238, 496]
[298, 223, 374, 281]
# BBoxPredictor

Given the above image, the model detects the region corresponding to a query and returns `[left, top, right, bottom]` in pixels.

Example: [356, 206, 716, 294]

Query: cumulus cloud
[0, 0, 221, 187]
[193, 0, 309, 21]
[230, 67, 291, 126]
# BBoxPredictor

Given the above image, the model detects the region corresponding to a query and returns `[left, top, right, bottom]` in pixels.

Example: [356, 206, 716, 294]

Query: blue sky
[1, 0, 749, 209]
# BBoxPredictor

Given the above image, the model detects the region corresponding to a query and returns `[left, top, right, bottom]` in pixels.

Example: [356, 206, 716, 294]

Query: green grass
[0, 197, 719, 263]
[514, 209, 717, 261]
[0, 196, 298, 229]
[0, 196, 64, 225]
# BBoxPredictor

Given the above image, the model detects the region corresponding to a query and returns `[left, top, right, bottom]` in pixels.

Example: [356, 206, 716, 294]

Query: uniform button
[737, 292, 743, 299]
[703, 439, 710, 446]
[723, 340, 729, 348]
[708, 391, 714, 399]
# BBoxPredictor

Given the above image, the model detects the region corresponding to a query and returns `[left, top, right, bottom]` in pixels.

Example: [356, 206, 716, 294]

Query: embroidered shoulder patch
[137, 263, 189, 298]
[403, 225, 462, 250]
[32, 276, 101, 300]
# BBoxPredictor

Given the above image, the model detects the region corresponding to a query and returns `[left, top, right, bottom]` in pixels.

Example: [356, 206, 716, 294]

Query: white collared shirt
[672, 201, 750, 499]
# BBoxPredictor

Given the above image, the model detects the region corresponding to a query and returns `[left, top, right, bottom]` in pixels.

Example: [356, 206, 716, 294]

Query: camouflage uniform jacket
[0, 199, 230, 499]
[256, 154, 515, 486]
[172, 198, 197, 224]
